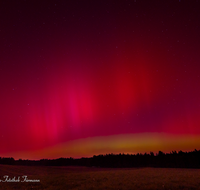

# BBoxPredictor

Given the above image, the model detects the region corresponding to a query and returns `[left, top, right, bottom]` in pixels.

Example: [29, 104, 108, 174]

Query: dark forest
[1, 150, 200, 168]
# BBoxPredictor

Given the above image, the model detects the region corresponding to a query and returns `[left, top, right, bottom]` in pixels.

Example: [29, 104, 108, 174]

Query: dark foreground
[0, 165, 200, 190]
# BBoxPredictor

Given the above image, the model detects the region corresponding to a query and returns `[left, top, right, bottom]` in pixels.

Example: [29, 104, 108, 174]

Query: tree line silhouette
[1, 149, 200, 168]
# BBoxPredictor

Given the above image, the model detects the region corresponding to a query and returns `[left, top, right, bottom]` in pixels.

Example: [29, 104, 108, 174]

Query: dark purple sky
[1, 0, 200, 159]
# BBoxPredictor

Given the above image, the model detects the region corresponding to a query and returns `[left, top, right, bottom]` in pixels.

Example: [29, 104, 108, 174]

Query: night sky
[1, 0, 200, 159]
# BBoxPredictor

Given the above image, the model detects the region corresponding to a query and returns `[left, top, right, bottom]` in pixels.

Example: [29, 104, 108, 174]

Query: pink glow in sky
[0, 0, 200, 159]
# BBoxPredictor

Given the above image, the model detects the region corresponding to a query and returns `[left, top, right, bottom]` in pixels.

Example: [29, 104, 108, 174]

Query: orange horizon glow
[4, 133, 200, 160]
